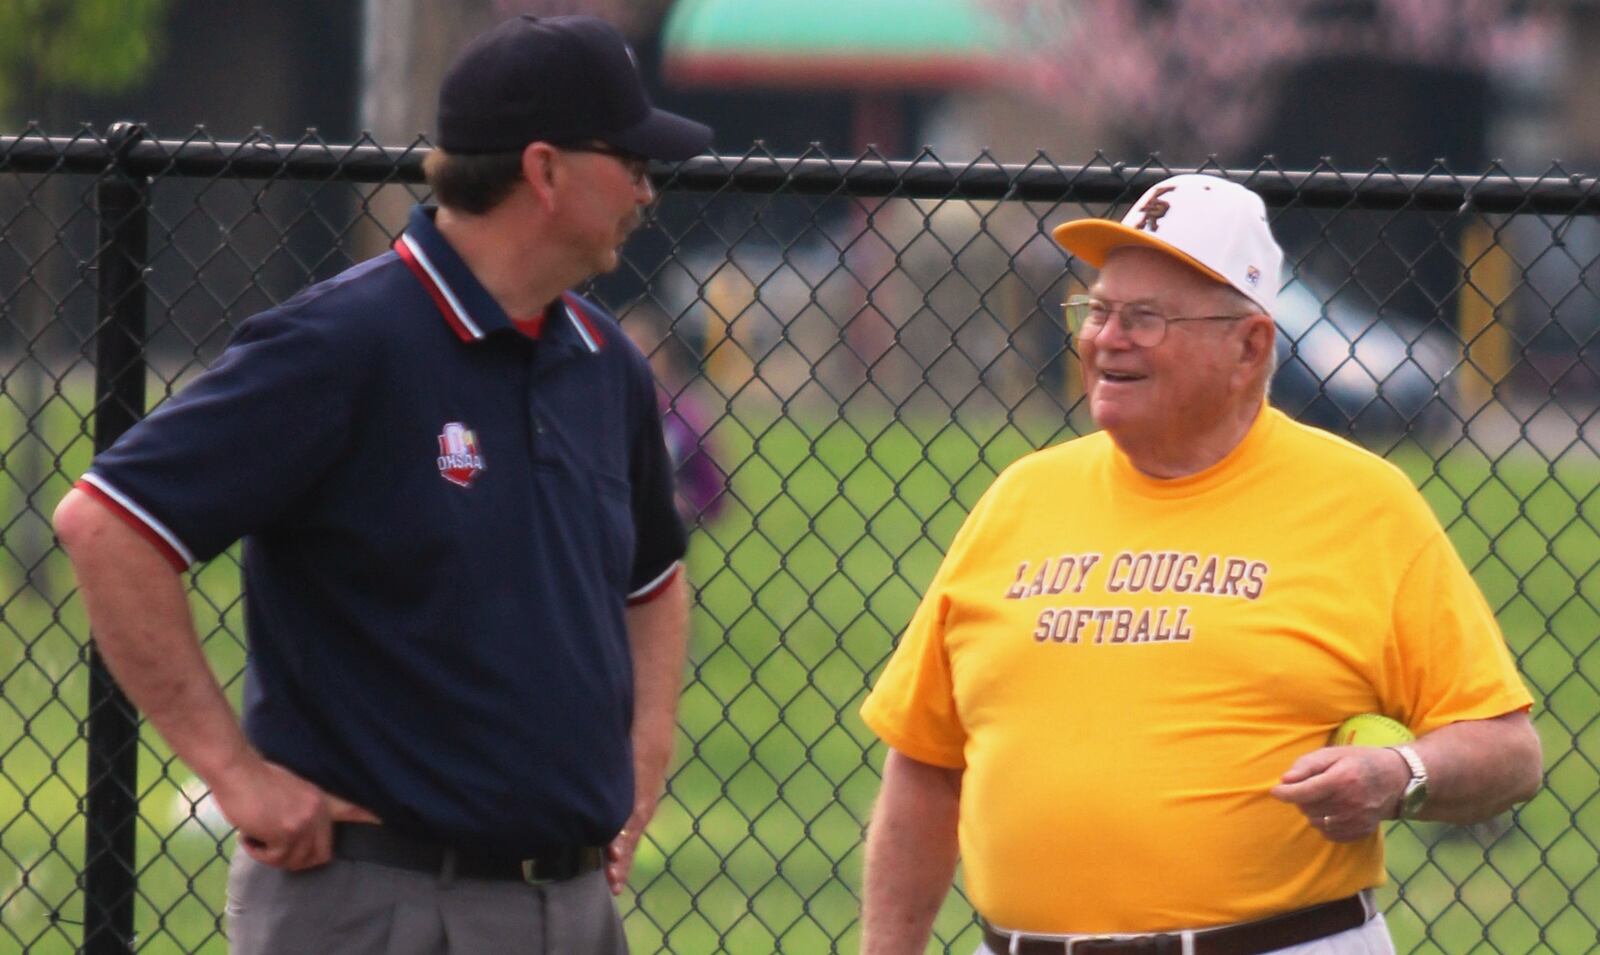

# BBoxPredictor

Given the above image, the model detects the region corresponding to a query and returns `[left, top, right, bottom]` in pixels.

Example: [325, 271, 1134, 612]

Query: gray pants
[225, 850, 628, 954]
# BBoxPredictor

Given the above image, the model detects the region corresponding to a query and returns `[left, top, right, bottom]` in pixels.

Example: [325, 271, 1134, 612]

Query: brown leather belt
[332, 822, 605, 884]
[981, 893, 1369, 955]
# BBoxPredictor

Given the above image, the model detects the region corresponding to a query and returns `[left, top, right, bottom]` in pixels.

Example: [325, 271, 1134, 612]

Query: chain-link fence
[0, 125, 1595, 954]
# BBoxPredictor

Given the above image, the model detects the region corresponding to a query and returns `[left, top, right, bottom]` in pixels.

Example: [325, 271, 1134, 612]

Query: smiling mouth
[1099, 370, 1145, 383]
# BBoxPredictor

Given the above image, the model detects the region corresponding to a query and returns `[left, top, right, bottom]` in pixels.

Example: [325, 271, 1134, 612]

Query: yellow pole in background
[1059, 274, 1084, 412]
[1457, 220, 1514, 412]
[703, 270, 754, 396]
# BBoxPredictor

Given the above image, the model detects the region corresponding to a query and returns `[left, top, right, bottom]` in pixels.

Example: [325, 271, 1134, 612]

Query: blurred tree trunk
[1561, 7, 1600, 166]
[355, 0, 500, 257]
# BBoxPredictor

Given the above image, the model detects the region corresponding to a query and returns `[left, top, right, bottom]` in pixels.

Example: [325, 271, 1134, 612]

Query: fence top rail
[4, 126, 1600, 214]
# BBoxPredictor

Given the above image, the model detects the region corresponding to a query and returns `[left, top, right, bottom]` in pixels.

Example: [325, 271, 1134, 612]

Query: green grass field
[1, 372, 1596, 954]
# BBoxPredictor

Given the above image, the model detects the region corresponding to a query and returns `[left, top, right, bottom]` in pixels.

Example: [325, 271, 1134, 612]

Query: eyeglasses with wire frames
[555, 141, 651, 186]
[1062, 294, 1251, 348]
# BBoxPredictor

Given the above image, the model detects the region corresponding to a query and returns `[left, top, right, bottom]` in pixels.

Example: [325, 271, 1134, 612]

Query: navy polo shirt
[80, 205, 687, 855]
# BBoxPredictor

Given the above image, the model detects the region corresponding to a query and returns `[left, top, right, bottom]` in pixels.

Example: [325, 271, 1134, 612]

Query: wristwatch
[1389, 744, 1429, 819]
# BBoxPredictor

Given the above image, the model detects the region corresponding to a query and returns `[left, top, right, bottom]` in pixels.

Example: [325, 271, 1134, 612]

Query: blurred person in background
[623, 305, 729, 527]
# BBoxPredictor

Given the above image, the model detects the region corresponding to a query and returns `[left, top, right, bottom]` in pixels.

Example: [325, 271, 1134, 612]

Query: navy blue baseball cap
[437, 15, 712, 161]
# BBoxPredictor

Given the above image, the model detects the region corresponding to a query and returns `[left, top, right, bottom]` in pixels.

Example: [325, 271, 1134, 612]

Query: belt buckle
[520, 859, 559, 885]
[1065, 936, 1119, 955]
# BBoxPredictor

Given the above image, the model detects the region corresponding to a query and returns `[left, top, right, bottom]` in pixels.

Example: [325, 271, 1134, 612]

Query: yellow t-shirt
[860, 406, 1533, 934]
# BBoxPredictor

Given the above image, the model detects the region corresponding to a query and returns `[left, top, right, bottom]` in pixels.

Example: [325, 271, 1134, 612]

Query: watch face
[1401, 779, 1428, 817]
[1393, 745, 1429, 818]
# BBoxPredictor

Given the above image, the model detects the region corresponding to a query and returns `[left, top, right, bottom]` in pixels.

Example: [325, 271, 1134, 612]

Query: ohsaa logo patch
[436, 422, 486, 488]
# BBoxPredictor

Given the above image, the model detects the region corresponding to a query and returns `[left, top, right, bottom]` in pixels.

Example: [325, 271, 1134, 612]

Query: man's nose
[635, 174, 655, 204]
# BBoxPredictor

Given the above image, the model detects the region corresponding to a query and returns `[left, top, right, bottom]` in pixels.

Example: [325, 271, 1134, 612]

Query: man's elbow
[1509, 721, 1545, 805]
[1485, 715, 1545, 812]
[53, 487, 105, 557]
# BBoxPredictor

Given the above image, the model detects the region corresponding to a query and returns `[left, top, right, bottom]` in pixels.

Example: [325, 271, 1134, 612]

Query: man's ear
[522, 142, 560, 212]
[1239, 313, 1276, 369]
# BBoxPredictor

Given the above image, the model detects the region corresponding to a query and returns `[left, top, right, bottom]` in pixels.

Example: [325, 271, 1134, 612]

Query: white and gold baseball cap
[1052, 173, 1283, 315]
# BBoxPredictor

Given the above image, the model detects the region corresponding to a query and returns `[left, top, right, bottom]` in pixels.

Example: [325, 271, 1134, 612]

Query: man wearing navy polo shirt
[53, 15, 710, 954]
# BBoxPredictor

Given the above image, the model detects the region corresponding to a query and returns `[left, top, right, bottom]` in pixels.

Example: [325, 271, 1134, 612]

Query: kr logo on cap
[437, 422, 486, 488]
[1135, 186, 1178, 232]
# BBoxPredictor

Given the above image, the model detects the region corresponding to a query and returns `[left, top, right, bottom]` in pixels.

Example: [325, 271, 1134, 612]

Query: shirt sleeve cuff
[626, 561, 681, 606]
[859, 695, 967, 769]
[75, 475, 194, 572]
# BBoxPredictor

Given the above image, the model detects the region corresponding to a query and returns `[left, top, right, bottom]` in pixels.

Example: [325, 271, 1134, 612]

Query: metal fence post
[81, 121, 150, 955]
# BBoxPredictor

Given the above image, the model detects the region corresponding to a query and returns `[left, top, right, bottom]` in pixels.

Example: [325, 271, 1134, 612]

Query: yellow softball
[1329, 713, 1415, 747]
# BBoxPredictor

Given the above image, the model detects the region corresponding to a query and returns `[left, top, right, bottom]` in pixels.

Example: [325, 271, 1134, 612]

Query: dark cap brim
[608, 108, 712, 161]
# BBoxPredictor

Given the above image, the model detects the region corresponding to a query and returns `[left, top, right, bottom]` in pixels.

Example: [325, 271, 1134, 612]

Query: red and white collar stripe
[561, 294, 604, 354]
[395, 234, 485, 342]
[397, 233, 605, 353]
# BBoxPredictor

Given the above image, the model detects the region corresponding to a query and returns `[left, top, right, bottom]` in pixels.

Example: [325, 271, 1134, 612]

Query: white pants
[977, 912, 1395, 955]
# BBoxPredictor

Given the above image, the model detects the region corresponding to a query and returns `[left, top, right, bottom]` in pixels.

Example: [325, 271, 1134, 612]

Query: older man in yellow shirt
[860, 174, 1542, 955]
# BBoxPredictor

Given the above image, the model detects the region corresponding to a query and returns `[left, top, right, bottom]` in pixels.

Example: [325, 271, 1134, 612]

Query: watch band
[1390, 743, 1429, 819]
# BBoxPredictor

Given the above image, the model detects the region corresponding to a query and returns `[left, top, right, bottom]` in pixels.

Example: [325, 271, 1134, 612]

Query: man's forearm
[624, 570, 691, 822]
[863, 749, 962, 955]
[57, 488, 378, 869]
[54, 488, 251, 781]
[1410, 711, 1542, 824]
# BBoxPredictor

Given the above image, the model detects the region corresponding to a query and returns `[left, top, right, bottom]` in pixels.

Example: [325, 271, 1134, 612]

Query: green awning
[661, 0, 1011, 89]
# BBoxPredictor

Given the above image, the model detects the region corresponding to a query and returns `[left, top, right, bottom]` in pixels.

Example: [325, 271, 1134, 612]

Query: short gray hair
[1205, 284, 1278, 396]
[1213, 285, 1265, 320]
